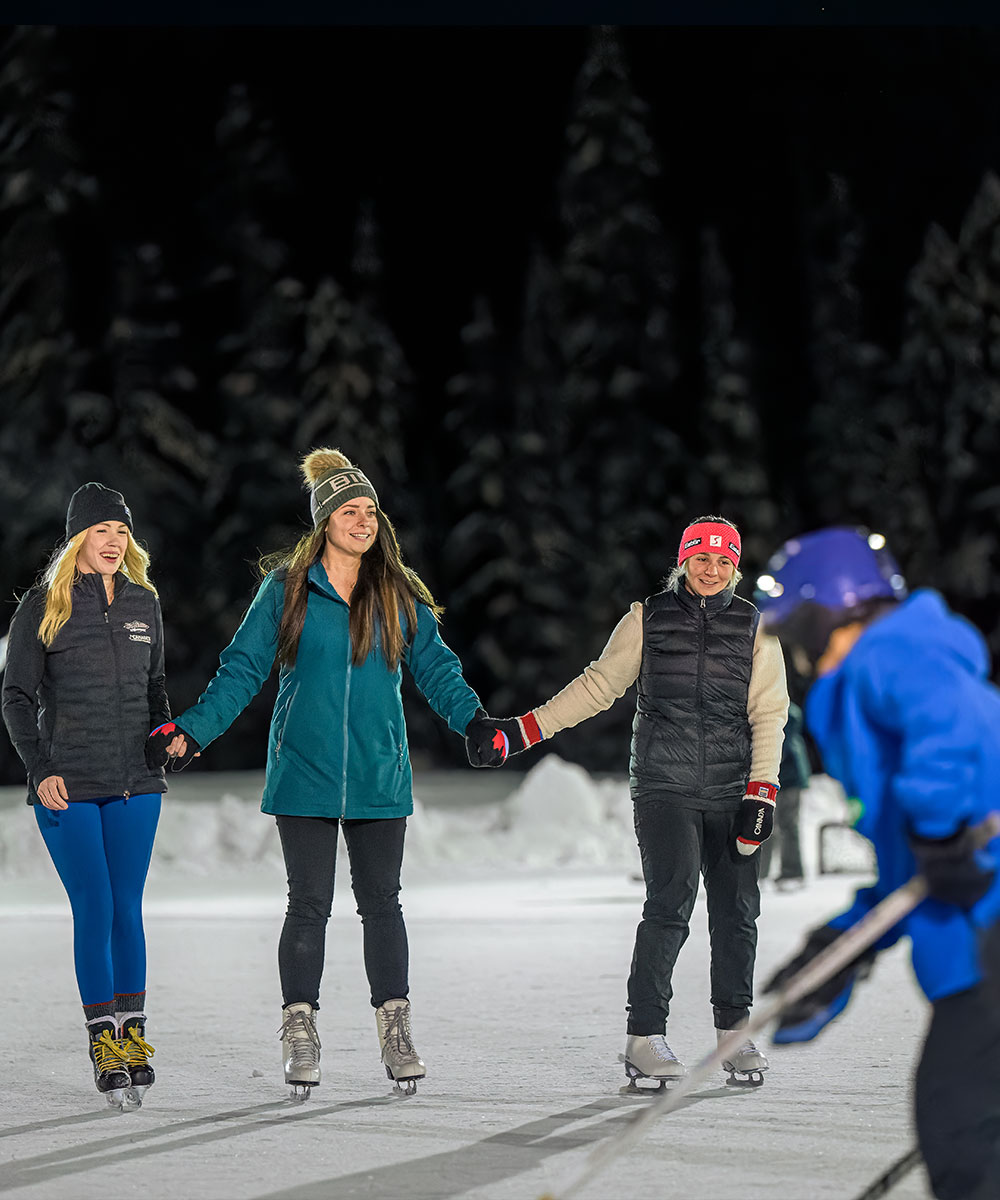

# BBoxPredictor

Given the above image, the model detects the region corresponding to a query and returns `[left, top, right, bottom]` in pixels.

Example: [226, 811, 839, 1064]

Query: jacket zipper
[341, 657, 352, 819]
[104, 582, 129, 797]
[697, 595, 706, 791]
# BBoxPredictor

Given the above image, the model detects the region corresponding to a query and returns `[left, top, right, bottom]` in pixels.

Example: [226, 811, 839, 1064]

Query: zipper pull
[701, 596, 706, 609]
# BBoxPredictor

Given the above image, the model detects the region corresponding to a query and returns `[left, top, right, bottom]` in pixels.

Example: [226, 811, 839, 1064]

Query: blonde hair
[260, 447, 443, 670]
[38, 528, 157, 647]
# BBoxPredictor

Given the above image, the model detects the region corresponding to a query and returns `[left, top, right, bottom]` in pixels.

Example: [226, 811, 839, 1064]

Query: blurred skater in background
[758, 701, 810, 888]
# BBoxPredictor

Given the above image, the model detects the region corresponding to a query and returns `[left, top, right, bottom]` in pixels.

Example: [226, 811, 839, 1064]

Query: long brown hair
[260, 449, 443, 670]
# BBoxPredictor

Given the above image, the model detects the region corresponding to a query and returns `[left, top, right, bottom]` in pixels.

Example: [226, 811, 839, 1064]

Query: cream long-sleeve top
[532, 600, 789, 787]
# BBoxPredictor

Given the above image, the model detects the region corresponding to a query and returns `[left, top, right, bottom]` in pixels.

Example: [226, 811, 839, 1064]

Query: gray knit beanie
[310, 467, 379, 527]
[66, 483, 133, 541]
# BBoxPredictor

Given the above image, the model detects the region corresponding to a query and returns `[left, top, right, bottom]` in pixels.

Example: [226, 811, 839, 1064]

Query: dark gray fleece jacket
[2, 573, 169, 803]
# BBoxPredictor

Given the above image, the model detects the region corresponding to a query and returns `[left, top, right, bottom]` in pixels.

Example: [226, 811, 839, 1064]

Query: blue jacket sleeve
[174, 573, 283, 750]
[404, 603, 482, 735]
[866, 648, 981, 839]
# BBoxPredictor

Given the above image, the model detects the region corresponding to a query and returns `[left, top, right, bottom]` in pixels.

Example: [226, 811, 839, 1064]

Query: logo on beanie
[683, 537, 702, 551]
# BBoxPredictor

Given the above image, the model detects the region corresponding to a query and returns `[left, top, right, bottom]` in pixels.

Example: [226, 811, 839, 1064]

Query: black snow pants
[626, 799, 761, 1035]
[914, 980, 1000, 1199]
[275, 814, 408, 1010]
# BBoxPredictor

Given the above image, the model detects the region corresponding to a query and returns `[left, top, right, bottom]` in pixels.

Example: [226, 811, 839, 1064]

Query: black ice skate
[717, 1028, 768, 1087]
[279, 1003, 321, 1101]
[87, 1019, 132, 1110]
[118, 1014, 155, 1109]
[375, 998, 425, 1096]
[620, 1034, 686, 1093]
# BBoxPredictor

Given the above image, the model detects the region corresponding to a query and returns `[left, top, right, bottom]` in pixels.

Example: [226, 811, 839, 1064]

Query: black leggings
[627, 800, 760, 1034]
[275, 814, 408, 1010]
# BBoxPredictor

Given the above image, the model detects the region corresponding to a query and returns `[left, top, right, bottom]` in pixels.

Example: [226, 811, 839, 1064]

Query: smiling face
[324, 498, 379, 561]
[684, 551, 735, 597]
[76, 522, 131, 578]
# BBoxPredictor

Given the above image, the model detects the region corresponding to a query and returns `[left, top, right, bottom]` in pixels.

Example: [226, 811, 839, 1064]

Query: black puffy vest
[630, 585, 759, 807]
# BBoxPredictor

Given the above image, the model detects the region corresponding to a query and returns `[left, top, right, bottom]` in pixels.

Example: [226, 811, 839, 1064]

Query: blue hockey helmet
[754, 528, 907, 671]
[755, 528, 907, 625]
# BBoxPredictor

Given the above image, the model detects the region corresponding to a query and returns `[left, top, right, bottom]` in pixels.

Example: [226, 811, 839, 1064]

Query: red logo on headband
[677, 522, 741, 566]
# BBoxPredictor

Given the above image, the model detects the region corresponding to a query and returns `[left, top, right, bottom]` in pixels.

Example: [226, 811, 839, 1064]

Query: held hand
[764, 923, 878, 1044]
[735, 782, 778, 855]
[36, 775, 69, 810]
[464, 710, 544, 768]
[146, 722, 201, 771]
[909, 825, 997, 909]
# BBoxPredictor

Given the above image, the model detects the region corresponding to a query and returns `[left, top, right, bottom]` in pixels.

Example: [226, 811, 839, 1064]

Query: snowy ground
[0, 759, 932, 1199]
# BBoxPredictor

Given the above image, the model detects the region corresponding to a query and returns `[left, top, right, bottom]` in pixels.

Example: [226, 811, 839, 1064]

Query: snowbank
[0, 756, 855, 882]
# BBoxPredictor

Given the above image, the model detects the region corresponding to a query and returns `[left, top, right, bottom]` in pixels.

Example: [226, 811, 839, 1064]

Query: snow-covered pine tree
[296, 203, 414, 523]
[698, 227, 776, 573]
[199, 84, 307, 619]
[510, 26, 685, 766]
[890, 172, 1000, 668]
[0, 27, 102, 595]
[801, 173, 893, 531]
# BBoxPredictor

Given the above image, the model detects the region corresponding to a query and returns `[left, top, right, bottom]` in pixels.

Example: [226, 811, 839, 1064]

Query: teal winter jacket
[175, 564, 482, 819]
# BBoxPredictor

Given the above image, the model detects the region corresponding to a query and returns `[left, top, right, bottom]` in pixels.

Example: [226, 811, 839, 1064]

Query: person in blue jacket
[757, 527, 1000, 1200]
[146, 448, 485, 1097]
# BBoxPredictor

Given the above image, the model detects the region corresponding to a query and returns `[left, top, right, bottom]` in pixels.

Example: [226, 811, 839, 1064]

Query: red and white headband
[677, 521, 741, 566]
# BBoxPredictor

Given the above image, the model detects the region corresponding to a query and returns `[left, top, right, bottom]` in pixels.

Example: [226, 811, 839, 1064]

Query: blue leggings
[34, 794, 161, 1006]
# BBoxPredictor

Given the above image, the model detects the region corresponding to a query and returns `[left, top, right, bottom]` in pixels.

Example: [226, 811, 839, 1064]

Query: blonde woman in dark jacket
[2, 484, 167, 1110]
[467, 516, 788, 1089]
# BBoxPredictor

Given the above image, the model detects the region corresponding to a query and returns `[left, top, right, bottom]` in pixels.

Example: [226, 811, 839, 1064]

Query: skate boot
[375, 998, 425, 1096]
[278, 1002, 321, 1100]
[621, 1034, 686, 1092]
[118, 1014, 155, 1109]
[717, 1027, 768, 1087]
[87, 1018, 132, 1110]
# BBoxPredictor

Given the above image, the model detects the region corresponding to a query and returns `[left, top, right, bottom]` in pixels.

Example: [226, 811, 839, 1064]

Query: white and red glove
[736, 782, 778, 856]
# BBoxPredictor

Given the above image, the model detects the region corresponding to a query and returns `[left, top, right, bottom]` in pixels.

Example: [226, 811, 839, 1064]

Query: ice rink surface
[0, 760, 933, 1200]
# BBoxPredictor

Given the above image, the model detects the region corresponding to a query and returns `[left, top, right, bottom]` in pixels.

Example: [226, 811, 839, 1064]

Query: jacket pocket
[274, 685, 300, 761]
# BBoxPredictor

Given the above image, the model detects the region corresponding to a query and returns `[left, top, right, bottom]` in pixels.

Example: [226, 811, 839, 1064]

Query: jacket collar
[75, 571, 126, 601]
[307, 560, 349, 606]
[673, 581, 735, 615]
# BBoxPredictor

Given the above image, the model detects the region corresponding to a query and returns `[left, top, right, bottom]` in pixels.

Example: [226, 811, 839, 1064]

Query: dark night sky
[56, 25, 1000, 402]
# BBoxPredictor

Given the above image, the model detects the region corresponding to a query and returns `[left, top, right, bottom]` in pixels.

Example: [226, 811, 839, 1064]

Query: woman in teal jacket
[147, 449, 483, 1097]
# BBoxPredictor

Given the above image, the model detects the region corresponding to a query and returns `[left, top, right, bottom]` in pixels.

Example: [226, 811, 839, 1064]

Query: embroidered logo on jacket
[124, 620, 151, 644]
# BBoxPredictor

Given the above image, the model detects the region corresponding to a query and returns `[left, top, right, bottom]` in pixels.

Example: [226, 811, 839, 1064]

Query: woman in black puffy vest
[466, 515, 788, 1088]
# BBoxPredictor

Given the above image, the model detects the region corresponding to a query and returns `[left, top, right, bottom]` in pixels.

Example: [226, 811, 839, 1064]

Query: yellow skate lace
[92, 1029, 130, 1073]
[121, 1030, 155, 1067]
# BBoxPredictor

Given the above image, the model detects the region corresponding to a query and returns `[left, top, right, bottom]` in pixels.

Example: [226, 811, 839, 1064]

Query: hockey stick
[852, 1145, 922, 1200]
[537, 812, 1000, 1200]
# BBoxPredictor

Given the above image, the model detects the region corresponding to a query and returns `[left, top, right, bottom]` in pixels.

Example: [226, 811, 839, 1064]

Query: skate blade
[288, 1083, 316, 1102]
[725, 1070, 766, 1088]
[102, 1087, 137, 1112]
[619, 1078, 670, 1095]
[119, 1087, 143, 1112]
[619, 1054, 684, 1091]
